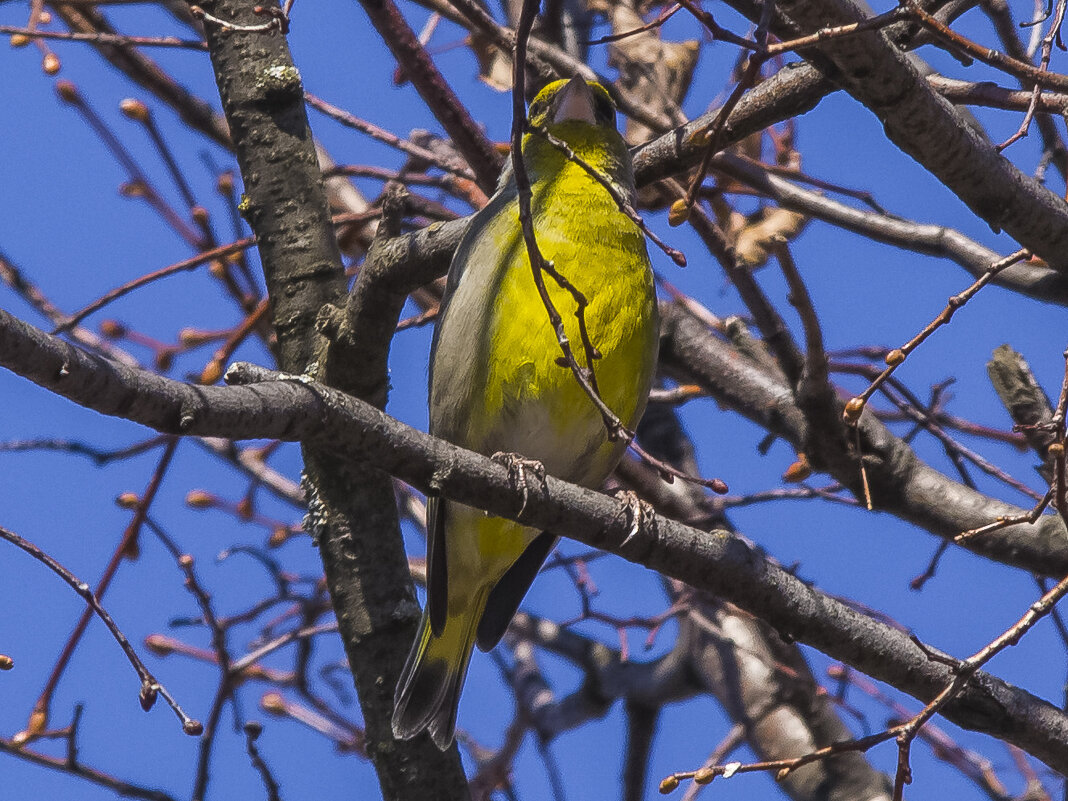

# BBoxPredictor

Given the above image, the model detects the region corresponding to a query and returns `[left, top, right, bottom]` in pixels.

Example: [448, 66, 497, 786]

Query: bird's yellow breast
[430, 142, 658, 487]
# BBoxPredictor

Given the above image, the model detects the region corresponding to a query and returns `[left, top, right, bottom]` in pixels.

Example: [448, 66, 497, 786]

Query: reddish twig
[0, 523, 200, 735]
[54, 237, 256, 335]
[29, 439, 179, 732]
[843, 249, 1030, 425]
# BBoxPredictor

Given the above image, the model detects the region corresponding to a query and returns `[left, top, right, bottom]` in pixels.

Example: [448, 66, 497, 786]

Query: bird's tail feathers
[392, 593, 486, 750]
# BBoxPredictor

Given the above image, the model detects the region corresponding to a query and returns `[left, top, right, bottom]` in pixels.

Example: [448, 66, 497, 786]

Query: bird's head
[526, 76, 617, 131]
[517, 76, 633, 198]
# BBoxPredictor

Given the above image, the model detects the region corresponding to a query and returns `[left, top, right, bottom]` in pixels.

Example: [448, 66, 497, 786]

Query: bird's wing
[427, 183, 517, 400]
[425, 183, 518, 633]
[476, 531, 558, 651]
[425, 495, 449, 636]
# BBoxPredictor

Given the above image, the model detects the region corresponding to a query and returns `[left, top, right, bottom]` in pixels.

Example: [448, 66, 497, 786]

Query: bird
[392, 75, 659, 750]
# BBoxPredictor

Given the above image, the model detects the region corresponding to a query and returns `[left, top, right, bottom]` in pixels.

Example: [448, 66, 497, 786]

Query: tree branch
[192, 2, 468, 796]
[3, 310, 1068, 776]
[659, 303, 1068, 576]
[720, 0, 1068, 271]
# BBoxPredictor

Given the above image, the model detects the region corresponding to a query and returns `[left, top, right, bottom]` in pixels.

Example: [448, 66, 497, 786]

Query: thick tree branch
[192, 2, 468, 797]
[659, 304, 1068, 576]
[707, 152, 1068, 305]
[624, 403, 892, 801]
[720, 0, 1068, 271]
[3, 310, 1068, 775]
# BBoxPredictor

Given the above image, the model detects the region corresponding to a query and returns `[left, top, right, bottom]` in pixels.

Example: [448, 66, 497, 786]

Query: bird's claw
[611, 489, 657, 549]
[491, 452, 547, 517]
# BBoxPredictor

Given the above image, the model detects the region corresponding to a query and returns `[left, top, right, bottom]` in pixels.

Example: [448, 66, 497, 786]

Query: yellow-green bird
[392, 75, 659, 749]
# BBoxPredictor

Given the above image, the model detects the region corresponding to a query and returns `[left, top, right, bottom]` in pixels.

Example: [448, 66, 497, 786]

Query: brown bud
[1048, 442, 1065, 458]
[178, 327, 204, 346]
[884, 348, 905, 367]
[9, 33, 31, 48]
[217, 171, 234, 195]
[155, 350, 175, 372]
[658, 776, 680, 794]
[0, 654, 13, 670]
[41, 52, 60, 75]
[119, 180, 147, 198]
[244, 720, 263, 738]
[668, 199, 690, 227]
[27, 710, 47, 735]
[185, 490, 214, 508]
[55, 80, 79, 103]
[200, 359, 223, 385]
[191, 206, 209, 226]
[121, 536, 140, 561]
[687, 127, 712, 148]
[776, 767, 791, 782]
[116, 492, 140, 508]
[843, 397, 865, 425]
[119, 98, 150, 122]
[261, 692, 286, 715]
[139, 683, 158, 711]
[99, 319, 126, 338]
[144, 634, 175, 656]
[268, 526, 290, 548]
[183, 719, 204, 736]
[783, 453, 811, 483]
[178, 553, 194, 569]
[38, 11, 52, 24]
[694, 767, 715, 785]
[208, 259, 227, 278]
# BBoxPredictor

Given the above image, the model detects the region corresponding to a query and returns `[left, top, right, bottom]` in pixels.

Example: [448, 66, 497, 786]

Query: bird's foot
[610, 489, 658, 550]
[491, 452, 547, 518]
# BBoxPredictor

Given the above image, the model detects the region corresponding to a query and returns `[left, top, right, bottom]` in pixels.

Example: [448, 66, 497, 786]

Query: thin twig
[1, 24, 206, 48]
[54, 238, 256, 335]
[843, 249, 1030, 424]
[0, 524, 201, 735]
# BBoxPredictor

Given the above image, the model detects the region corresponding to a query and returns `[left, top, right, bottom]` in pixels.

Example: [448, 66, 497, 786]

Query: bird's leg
[491, 452, 547, 518]
[609, 489, 658, 549]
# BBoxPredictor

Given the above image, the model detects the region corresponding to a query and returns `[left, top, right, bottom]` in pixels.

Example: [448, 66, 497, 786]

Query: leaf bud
[694, 767, 715, 784]
[261, 692, 286, 715]
[843, 397, 865, 424]
[783, 453, 811, 483]
[658, 776, 680, 794]
[42, 52, 60, 75]
[200, 359, 223, 385]
[55, 80, 79, 104]
[185, 490, 214, 508]
[119, 98, 150, 122]
[99, 319, 126, 338]
[668, 199, 690, 227]
[27, 710, 47, 735]
[144, 634, 175, 655]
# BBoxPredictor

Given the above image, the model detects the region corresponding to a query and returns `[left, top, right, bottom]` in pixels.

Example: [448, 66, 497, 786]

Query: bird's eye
[593, 91, 615, 126]
[528, 99, 545, 120]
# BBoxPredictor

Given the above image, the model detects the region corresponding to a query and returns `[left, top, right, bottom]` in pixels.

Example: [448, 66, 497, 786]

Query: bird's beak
[552, 75, 597, 125]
